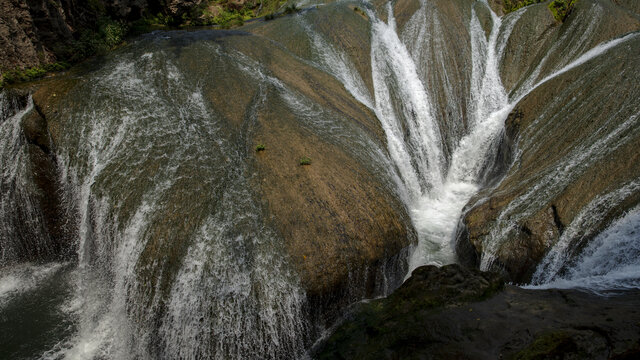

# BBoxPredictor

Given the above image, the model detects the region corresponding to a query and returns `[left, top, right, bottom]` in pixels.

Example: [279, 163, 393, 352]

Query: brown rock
[460, 32, 640, 283]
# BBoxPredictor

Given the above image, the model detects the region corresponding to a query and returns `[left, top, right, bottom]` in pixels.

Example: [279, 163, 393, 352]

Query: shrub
[283, 4, 299, 14]
[256, 144, 266, 151]
[299, 156, 311, 165]
[214, 10, 246, 28]
[548, 0, 577, 22]
[1, 61, 71, 87]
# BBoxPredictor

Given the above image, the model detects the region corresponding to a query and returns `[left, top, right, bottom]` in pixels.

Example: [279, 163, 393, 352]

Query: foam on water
[525, 204, 640, 292]
[0, 262, 66, 307]
[299, 17, 374, 109]
[361, 1, 522, 272]
[369, 3, 445, 202]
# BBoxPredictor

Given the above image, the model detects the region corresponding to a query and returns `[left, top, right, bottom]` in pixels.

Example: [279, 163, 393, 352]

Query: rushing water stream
[1, 0, 639, 358]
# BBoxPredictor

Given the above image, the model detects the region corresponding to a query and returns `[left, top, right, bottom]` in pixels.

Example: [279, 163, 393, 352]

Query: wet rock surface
[459, 0, 640, 283]
[314, 264, 640, 360]
[22, 12, 416, 339]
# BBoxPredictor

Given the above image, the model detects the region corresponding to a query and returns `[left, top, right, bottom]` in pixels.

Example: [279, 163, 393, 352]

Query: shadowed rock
[314, 264, 640, 360]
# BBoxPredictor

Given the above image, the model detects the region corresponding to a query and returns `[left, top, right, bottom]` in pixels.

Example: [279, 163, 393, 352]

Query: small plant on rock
[284, 4, 299, 14]
[299, 156, 311, 165]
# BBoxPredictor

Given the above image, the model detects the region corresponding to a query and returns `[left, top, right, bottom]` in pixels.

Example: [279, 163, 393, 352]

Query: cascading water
[10, 43, 314, 359]
[527, 184, 640, 292]
[357, 0, 640, 290]
[2, 0, 640, 358]
[360, 0, 522, 273]
[477, 32, 640, 272]
[0, 93, 52, 262]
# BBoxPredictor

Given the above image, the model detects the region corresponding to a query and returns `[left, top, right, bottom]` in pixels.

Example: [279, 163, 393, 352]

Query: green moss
[503, 0, 545, 13]
[511, 331, 577, 360]
[299, 157, 311, 165]
[548, 0, 577, 22]
[1, 62, 71, 88]
[503, 0, 577, 22]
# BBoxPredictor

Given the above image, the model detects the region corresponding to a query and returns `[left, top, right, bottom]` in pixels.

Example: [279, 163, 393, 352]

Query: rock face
[314, 264, 640, 359]
[0, 0, 205, 75]
[21, 101, 73, 259]
[0, 88, 73, 262]
[12, 6, 415, 355]
[457, 0, 640, 283]
[0, 0, 69, 71]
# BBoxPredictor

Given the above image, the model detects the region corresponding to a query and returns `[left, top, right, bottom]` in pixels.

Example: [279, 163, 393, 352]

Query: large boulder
[21, 8, 416, 354]
[314, 264, 640, 359]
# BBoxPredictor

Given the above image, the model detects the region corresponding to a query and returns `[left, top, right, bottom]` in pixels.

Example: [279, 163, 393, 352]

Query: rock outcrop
[457, 0, 640, 283]
[22, 5, 416, 340]
[315, 264, 640, 359]
[0, 88, 73, 262]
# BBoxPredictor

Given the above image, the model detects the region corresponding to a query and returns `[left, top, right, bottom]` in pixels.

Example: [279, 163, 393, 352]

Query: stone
[314, 264, 640, 360]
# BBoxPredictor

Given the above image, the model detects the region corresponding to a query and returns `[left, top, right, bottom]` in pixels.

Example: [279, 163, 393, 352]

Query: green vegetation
[1, 14, 127, 88]
[503, 0, 577, 22]
[1, 62, 71, 88]
[0, 0, 288, 88]
[256, 144, 266, 151]
[137, 0, 287, 28]
[502, 0, 545, 13]
[299, 156, 311, 165]
[548, 0, 577, 22]
[511, 331, 578, 360]
[283, 4, 300, 14]
[62, 16, 129, 63]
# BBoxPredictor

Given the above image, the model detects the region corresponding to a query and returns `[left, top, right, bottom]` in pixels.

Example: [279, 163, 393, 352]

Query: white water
[358, 0, 640, 287]
[525, 204, 640, 292]
[360, 1, 522, 273]
[35, 48, 310, 359]
[0, 94, 55, 262]
[0, 262, 66, 307]
[479, 33, 640, 271]
[2, 1, 640, 358]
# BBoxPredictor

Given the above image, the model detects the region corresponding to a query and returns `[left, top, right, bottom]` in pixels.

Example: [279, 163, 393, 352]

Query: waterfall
[34, 47, 310, 359]
[478, 32, 640, 271]
[2, 1, 640, 358]
[525, 203, 640, 292]
[359, 1, 522, 273]
[0, 93, 52, 262]
[527, 181, 640, 291]
[359, 0, 639, 287]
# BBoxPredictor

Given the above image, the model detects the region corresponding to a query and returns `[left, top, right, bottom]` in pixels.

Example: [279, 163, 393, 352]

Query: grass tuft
[299, 156, 311, 165]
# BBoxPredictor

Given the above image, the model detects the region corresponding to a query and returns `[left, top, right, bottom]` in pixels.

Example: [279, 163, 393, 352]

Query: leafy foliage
[503, 0, 577, 22]
[1, 62, 70, 88]
[283, 4, 299, 14]
[548, 0, 577, 22]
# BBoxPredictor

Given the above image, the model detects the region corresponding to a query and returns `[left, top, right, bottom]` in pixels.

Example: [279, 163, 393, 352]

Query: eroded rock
[314, 264, 640, 360]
